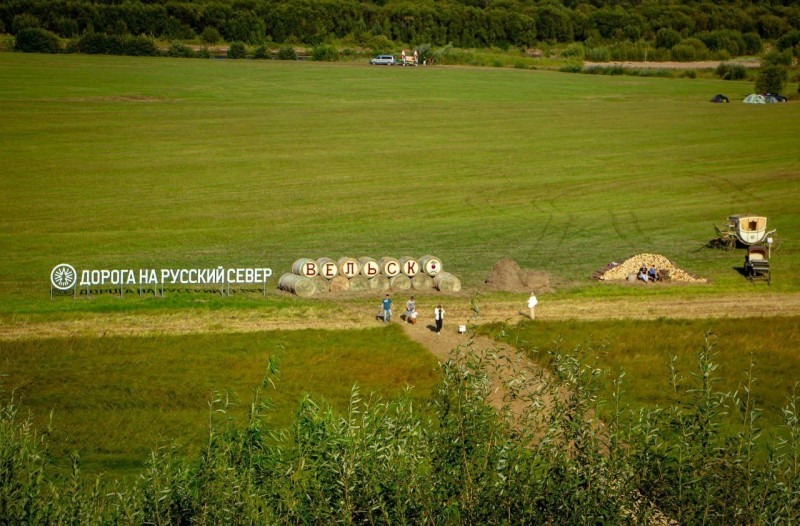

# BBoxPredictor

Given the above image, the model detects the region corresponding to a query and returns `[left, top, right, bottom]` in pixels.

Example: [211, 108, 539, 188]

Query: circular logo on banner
[51, 263, 77, 290]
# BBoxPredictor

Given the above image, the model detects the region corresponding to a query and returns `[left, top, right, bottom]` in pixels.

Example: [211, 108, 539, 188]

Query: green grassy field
[0, 325, 439, 476]
[486, 317, 800, 432]
[1, 53, 799, 315]
[1, 53, 799, 481]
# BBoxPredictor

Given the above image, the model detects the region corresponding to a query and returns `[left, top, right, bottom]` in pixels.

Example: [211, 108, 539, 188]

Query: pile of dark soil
[484, 258, 551, 293]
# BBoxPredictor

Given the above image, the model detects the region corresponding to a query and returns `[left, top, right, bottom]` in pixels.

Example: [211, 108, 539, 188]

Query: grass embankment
[0, 325, 438, 477]
[486, 316, 800, 433]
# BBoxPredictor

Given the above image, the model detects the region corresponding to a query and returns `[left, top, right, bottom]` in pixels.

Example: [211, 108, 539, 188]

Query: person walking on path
[405, 296, 416, 324]
[434, 304, 445, 334]
[527, 292, 538, 319]
[382, 294, 393, 323]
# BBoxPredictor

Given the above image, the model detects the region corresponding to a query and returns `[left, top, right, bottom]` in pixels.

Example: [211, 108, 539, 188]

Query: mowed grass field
[1, 53, 799, 314]
[1, 54, 799, 479]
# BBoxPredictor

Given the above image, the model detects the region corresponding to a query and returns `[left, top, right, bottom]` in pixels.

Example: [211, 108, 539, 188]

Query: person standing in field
[382, 294, 393, 323]
[434, 304, 445, 334]
[527, 292, 538, 319]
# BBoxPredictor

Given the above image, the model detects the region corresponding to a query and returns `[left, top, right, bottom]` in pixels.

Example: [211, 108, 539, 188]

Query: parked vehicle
[370, 55, 396, 65]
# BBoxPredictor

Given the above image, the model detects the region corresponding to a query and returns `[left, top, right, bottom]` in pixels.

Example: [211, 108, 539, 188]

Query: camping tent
[710, 94, 730, 103]
[743, 94, 766, 104]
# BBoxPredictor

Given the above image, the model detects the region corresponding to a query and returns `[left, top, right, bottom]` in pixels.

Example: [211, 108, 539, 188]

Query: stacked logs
[594, 253, 706, 283]
[279, 255, 461, 297]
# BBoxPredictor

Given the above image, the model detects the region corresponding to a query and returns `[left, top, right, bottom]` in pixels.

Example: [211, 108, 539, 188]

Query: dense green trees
[2, 0, 799, 52]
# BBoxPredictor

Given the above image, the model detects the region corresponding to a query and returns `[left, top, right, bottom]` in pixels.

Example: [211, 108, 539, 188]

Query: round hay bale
[278, 273, 315, 297]
[349, 274, 369, 292]
[312, 275, 330, 293]
[419, 255, 442, 276]
[368, 275, 391, 292]
[378, 257, 400, 277]
[411, 273, 434, 290]
[389, 274, 412, 291]
[330, 275, 350, 292]
[316, 257, 338, 279]
[399, 256, 420, 276]
[337, 257, 361, 278]
[359, 256, 380, 278]
[433, 271, 461, 292]
[292, 258, 318, 277]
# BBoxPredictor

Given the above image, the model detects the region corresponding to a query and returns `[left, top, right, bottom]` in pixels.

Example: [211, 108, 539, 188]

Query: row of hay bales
[279, 256, 461, 297]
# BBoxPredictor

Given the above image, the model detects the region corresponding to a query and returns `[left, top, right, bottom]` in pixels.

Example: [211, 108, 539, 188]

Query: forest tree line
[3, 0, 800, 56]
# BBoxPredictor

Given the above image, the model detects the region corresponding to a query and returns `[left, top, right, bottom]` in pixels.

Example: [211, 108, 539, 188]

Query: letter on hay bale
[419, 255, 442, 276]
[358, 256, 380, 277]
[292, 258, 318, 277]
[317, 257, 338, 279]
[399, 256, 420, 277]
[378, 257, 400, 277]
[337, 257, 360, 278]
[389, 274, 412, 291]
[368, 275, 390, 292]
[433, 271, 461, 292]
[349, 274, 370, 292]
[312, 275, 330, 293]
[411, 273, 434, 290]
[279, 273, 316, 297]
[330, 275, 350, 292]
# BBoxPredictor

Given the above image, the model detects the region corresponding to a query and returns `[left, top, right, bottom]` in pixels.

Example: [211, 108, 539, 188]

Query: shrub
[561, 42, 584, 59]
[14, 27, 60, 53]
[585, 46, 610, 62]
[252, 45, 269, 59]
[166, 43, 195, 58]
[12, 13, 40, 34]
[742, 32, 763, 55]
[559, 63, 583, 73]
[196, 47, 212, 59]
[75, 33, 125, 55]
[122, 35, 159, 57]
[755, 65, 788, 94]
[201, 27, 221, 45]
[716, 62, 747, 80]
[227, 41, 246, 59]
[277, 45, 296, 60]
[311, 44, 338, 62]
[655, 27, 681, 49]
[763, 49, 793, 67]
[671, 43, 696, 62]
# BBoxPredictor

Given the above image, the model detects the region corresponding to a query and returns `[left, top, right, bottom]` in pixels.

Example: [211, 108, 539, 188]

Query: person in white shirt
[527, 292, 538, 319]
[434, 305, 445, 334]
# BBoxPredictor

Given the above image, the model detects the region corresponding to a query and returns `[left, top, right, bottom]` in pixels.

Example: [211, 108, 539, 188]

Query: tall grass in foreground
[2, 339, 800, 524]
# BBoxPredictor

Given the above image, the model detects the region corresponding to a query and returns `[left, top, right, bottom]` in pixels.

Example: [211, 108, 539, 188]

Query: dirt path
[3, 293, 798, 341]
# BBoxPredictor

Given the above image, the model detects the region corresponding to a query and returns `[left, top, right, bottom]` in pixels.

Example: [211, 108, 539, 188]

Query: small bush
[755, 65, 788, 94]
[14, 27, 61, 53]
[559, 63, 583, 73]
[196, 47, 212, 59]
[561, 42, 584, 59]
[716, 62, 747, 80]
[122, 35, 159, 57]
[277, 45, 297, 60]
[166, 43, 195, 58]
[671, 43, 696, 62]
[311, 44, 338, 62]
[763, 49, 793, 67]
[655, 27, 682, 49]
[201, 27, 221, 45]
[680, 69, 696, 79]
[585, 46, 610, 62]
[12, 13, 40, 34]
[252, 45, 269, 59]
[227, 41, 246, 59]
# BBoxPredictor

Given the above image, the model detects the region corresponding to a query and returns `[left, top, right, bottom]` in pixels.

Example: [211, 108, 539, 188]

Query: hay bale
[389, 274, 412, 291]
[419, 255, 442, 276]
[399, 256, 420, 276]
[359, 256, 380, 278]
[337, 257, 361, 278]
[368, 275, 391, 292]
[330, 275, 350, 292]
[433, 271, 461, 292]
[411, 273, 434, 290]
[291, 258, 318, 277]
[316, 257, 338, 279]
[349, 274, 369, 292]
[378, 257, 401, 277]
[312, 275, 330, 293]
[278, 273, 315, 297]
